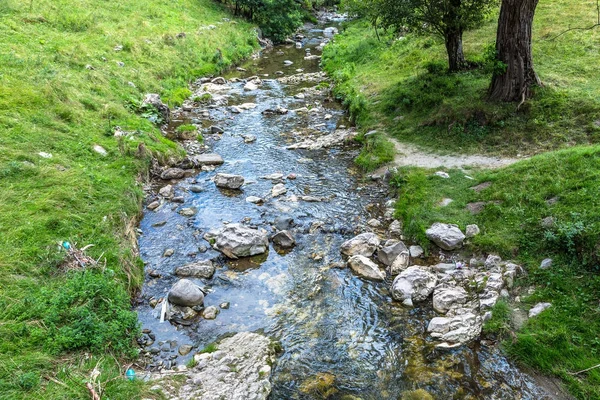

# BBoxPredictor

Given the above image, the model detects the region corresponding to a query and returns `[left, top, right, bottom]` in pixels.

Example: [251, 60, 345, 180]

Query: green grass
[391, 146, 600, 398]
[322, 0, 600, 167]
[0, 0, 257, 398]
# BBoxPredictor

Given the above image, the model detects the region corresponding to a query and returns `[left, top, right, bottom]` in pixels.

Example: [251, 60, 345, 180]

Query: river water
[135, 15, 552, 400]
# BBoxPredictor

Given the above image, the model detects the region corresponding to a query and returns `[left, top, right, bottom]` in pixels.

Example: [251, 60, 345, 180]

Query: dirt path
[387, 137, 523, 170]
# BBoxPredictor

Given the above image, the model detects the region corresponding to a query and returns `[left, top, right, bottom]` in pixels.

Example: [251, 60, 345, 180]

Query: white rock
[38, 151, 53, 158]
[434, 171, 450, 179]
[529, 302, 552, 318]
[409, 245, 424, 258]
[340, 233, 380, 257]
[348, 255, 385, 281]
[377, 241, 408, 266]
[465, 224, 480, 238]
[540, 258, 553, 269]
[271, 183, 287, 197]
[425, 223, 465, 250]
[244, 81, 258, 91]
[246, 196, 263, 204]
[433, 285, 468, 314]
[214, 224, 269, 258]
[93, 145, 107, 156]
[427, 312, 482, 345]
[175, 260, 215, 279]
[391, 266, 438, 306]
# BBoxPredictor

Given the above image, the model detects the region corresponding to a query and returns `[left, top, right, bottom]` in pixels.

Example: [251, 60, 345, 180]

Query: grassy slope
[322, 0, 600, 169]
[322, 1, 600, 398]
[0, 0, 257, 398]
[391, 148, 600, 398]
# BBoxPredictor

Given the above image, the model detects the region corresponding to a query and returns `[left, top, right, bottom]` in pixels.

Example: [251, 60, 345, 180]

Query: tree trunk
[444, 30, 467, 72]
[489, 0, 541, 102]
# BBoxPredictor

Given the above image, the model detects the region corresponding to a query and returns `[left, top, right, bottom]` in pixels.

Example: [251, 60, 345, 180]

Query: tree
[377, 0, 498, 71]
[488, 0, 540, 102]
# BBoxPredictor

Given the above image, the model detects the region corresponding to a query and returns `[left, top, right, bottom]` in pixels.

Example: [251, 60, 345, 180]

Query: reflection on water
[136, 18, 549, 400]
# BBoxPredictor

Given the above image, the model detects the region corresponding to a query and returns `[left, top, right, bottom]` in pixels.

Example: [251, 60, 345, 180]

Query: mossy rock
[400, 389, 434, 400]
[300, 372, 338, 399]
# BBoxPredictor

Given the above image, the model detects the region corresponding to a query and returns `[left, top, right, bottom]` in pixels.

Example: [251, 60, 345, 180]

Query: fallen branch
[86, 382, 101, 400]
[569, 363, 600, 375]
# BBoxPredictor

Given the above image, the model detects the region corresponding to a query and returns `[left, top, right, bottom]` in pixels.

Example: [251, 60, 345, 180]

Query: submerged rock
[174, 260, 215, 279]
[425, 223, 465, 250]
[348, 255, 385, 281]
[168, 279, 205, 307]
[214, 223, 269, 258]
[391, 266, 437, 306]
[215, 173, 245, 189]
[340, 232, 380, 257]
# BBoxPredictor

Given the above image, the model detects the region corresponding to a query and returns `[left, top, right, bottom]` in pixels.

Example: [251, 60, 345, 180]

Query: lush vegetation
[390, 147, 600, 398]
[0, 0, 257, 398]
[217, 0, 340, 42]
[323, 0, 600, 170]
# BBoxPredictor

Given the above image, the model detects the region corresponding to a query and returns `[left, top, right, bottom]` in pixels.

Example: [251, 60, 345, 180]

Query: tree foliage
[343, 0, 498, 71]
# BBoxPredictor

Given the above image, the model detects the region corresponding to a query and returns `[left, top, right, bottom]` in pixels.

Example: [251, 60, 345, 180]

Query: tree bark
[444, 29, 467, 72]
[489, 0, 541, 102]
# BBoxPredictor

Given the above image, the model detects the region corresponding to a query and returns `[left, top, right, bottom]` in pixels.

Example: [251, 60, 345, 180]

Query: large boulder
[377, 240, 408, 266]
[340, 233, 380, 257]
[214, 224, 269, 258]
[432, 285, 468, 314]
[214, 173, 244, 189]
[391, 266, 438, 306]
[174, 260, 215, 279]
[168, 279, 205, 307]
[427, 312, 482, 345]
[348, 255, 386, 281]
[425, 223, 466, 250]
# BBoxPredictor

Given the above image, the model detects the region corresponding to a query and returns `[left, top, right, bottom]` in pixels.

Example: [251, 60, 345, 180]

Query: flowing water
[136, 16, 553, 400]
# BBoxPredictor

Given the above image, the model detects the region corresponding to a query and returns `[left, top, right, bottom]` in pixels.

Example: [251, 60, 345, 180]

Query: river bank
[0, 1, 258, 398]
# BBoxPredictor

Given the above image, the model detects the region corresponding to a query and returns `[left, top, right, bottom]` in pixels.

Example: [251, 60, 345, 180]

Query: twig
[569, 362, 600, 375]
[86, 382, 101, 400]
[44, 376, 69, 388]
[549, 0, 600, 40]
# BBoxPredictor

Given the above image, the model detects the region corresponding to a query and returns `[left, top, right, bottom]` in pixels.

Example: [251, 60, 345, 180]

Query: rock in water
[271, 183, 287, 197]
[377, 241, 408, 266]
[202, 306, 219, 320]
[340, 233, 380, 257]
[191, 153, 224, 166]
[427, 312, 482, 346]
[272, 230, 295, 248]
[214, 173, 244, 189]
[391, 266, 438, 306]
[425, 223, 466, 250]
[168, 279, 205, 307]
[214, 224, 269, 258]
[174, 260, 215, 279]
[348, 255, 385, 281]
[161, 168, 185, 180]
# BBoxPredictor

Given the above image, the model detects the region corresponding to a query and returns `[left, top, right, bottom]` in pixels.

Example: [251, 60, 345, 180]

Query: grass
[390, 146, 600, 398]
[0, 0, 257, 398]
[322, 0, 600, 170]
